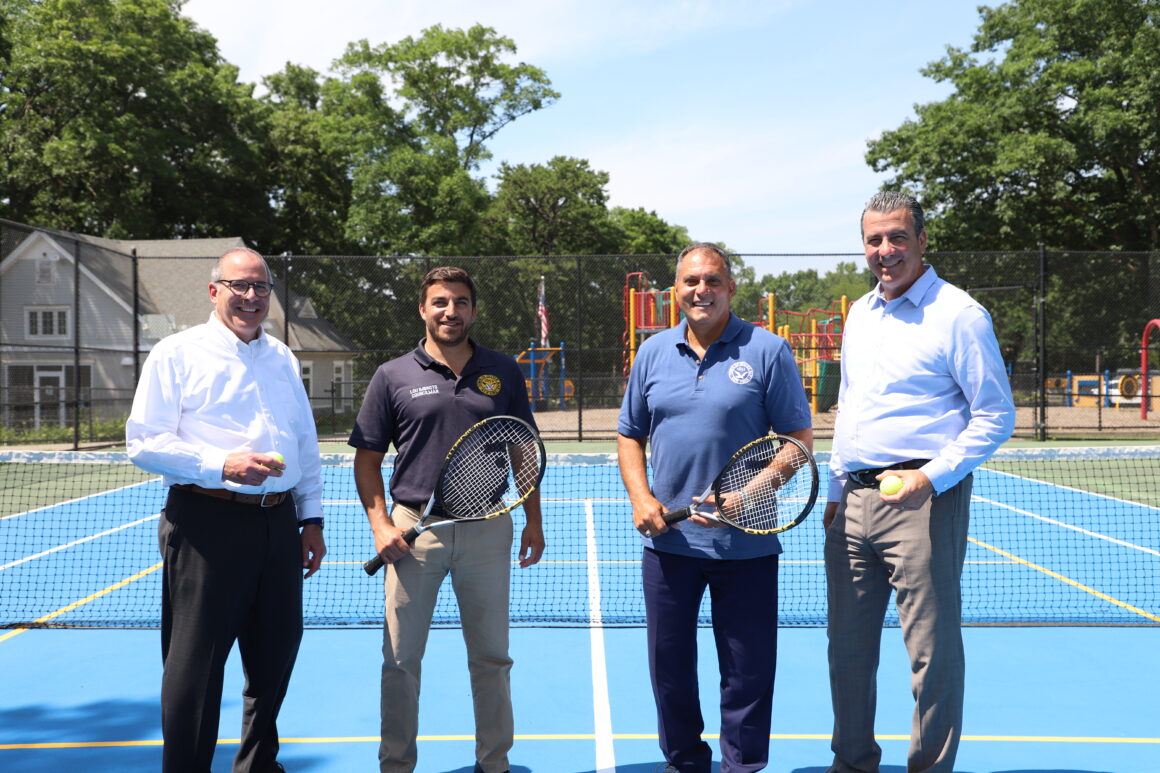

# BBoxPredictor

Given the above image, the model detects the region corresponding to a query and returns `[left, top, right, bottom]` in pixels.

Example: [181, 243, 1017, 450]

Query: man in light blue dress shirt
[823, 192, 1015, 773]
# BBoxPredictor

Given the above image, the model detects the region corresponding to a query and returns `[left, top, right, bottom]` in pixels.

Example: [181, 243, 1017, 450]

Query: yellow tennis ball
[879, 474, 903, 496]
[262, 451, 285, 468]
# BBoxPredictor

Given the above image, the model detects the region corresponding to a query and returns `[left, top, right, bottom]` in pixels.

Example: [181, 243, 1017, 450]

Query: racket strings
[439, 423, 545, 519]
[717, 440, 812, 532]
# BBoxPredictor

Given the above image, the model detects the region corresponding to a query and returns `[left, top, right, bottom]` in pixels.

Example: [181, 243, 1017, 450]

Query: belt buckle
[258, 492, 280, 508]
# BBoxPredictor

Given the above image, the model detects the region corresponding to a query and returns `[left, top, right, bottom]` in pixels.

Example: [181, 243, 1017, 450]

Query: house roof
[0, 219, 355, 353]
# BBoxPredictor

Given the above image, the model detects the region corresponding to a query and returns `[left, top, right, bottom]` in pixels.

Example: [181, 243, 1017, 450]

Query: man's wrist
[299, 517, 324, 529]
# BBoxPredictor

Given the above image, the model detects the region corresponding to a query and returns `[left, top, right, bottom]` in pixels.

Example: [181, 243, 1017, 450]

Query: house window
[301, 362, 313, 397]
[26, 307, 70, 339]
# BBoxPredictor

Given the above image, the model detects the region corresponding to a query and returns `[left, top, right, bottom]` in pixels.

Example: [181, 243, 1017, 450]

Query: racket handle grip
[402, 525, 421, 544]
[662, 505, 695, 526]
[363, 554, 384, 575]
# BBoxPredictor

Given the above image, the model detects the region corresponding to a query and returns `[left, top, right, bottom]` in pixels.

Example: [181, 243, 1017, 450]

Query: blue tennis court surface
[2, 447, 1159, 770]
[1, 626, 1157, 771]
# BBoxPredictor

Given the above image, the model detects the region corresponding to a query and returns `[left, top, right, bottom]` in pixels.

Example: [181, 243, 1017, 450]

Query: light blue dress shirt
[828, 264, 1015, 501]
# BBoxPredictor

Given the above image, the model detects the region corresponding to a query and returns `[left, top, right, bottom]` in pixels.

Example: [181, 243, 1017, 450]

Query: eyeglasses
[215, 279, 273, 297]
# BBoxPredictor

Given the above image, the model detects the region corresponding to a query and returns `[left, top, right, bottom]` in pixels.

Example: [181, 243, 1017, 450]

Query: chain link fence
[2, 219, 1159, 446]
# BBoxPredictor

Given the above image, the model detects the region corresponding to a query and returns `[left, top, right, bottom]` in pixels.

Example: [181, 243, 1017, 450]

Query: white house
[0, 219, 356, 431]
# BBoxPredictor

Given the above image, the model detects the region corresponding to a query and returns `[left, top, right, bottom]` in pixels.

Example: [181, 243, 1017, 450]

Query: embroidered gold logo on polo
[477, 374, 501, 395]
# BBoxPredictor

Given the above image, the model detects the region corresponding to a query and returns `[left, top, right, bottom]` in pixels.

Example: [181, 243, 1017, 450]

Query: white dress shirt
[126, 313, 323, 520]
[828, 264, 1015, 500]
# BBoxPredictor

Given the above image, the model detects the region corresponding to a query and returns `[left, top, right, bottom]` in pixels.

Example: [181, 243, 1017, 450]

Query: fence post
[574, 255, 584, 442]
[281, 252, 291, 345]
[1036, 244, 1048, 441]
[72, 239, 81, 450]
[131, 248, 140, 386]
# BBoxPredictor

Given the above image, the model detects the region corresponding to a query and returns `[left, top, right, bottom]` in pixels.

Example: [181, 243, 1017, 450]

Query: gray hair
[675, 242, 731, 278]
[861, 191, 925, 237]
[211, 247, 273, 283]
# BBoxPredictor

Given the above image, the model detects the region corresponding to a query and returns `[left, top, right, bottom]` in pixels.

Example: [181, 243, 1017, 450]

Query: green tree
[867, 0, 1160, 363]
[329, 24, 560, 256]
[483, 156, 620, 255]
[735, 261, 872, 325]
[261, 63, 357, 256]
[608, 206, 691, 255]
[341, 24, 559, 172]
[868, 0, 1160, 251]
[0, 0, 272, 240]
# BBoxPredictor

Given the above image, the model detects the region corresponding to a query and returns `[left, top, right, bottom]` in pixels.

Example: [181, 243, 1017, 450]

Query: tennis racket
[363, 415, 546, 575]
[659, 434, 818, 535]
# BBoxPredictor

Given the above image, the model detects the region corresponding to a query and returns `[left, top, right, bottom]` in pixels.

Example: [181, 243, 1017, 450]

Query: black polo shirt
[348, 339, 537, 503]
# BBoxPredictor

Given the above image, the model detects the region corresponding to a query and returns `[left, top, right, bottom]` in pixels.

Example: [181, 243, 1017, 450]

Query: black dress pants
[158, 487, 303, 773]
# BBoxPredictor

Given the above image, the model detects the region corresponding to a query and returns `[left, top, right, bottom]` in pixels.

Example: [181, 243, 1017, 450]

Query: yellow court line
[0, 562, 164, 644]
[968, 537, 1160, 623]
[4, 733, 1158, 751]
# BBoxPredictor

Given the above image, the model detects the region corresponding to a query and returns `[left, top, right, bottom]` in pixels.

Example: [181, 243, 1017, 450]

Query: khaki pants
[378, 503, 514, 773]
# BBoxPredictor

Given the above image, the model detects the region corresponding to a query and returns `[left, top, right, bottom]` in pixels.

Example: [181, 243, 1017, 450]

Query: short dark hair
[675, 242, 731, 279]
[861, 191, 925, 237]
[420, 266, 477, 306]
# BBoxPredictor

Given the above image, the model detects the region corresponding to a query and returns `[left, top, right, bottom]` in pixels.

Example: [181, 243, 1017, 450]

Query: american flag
[537, 276, 549, 346]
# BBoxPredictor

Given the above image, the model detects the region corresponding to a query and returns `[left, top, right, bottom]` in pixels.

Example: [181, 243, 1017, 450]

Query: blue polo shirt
[618, 313, 812, 559]
[349, 339, 536, 503]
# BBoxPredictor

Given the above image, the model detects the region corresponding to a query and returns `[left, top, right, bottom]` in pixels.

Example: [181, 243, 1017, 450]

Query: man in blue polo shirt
[618, 242, 813, 773]
[349, 266, 544, 773]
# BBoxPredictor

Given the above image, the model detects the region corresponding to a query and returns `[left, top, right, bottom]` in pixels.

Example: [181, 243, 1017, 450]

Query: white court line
[972, 496, 1160, 557]
[2, 477, 158, 521]
[0, 512, 161, 572]
[584, 499, 616, 773]
[980, 465, 1160, 512]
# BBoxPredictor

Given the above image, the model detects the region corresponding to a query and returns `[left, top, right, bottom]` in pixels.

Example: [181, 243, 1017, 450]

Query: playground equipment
[763, 295, 848, 414]
[1045, 371, 1148, 408]
[516, 341, 573, 410]
[1141, 319, 1160, 419]
[622, 271, 848, 413]
[623, 271, 678, 367]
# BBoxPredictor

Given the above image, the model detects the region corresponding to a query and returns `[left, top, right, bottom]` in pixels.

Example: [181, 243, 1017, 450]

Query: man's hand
[222, 451, 284, 486]
[631, 494, 671, 538]
[688, 492, 728, 528]
[876, 469, 933, 509]
[374, 520, 412, 565]
[300, 524, 326, 578]
[518, 521, 545, 568]
[823, 501, 839, 530]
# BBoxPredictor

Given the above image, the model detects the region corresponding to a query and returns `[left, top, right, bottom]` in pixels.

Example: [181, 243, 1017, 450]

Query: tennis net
[1, 447, 1158, 628]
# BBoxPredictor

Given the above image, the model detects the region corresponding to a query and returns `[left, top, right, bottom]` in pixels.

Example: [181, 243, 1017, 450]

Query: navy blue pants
[643, 547, 779, 773]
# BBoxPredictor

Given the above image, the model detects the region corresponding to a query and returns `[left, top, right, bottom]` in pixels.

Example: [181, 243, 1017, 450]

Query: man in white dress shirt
[823, 192, 1015, 773]
[127, 247, 326, 773]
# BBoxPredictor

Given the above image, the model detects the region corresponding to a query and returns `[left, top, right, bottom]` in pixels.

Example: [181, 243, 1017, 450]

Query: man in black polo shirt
[350, 266, 545, 773]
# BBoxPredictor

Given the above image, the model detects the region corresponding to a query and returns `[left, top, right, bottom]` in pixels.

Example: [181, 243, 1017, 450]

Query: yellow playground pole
[809, 318, 819, 414]
[669, 287, 679, 327]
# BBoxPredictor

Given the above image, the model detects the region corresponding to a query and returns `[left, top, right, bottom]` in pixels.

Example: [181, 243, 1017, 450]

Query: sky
[180, 0, 988, 277]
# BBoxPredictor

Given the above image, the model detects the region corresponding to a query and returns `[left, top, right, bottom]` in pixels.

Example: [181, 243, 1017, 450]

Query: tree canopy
[0, 0, 270, 239]
[867, 0, 1160, 251]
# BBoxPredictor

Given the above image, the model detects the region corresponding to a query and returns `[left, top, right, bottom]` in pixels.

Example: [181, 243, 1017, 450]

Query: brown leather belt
[172, 483, 288, 508]
[847, 459, 930, 488]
